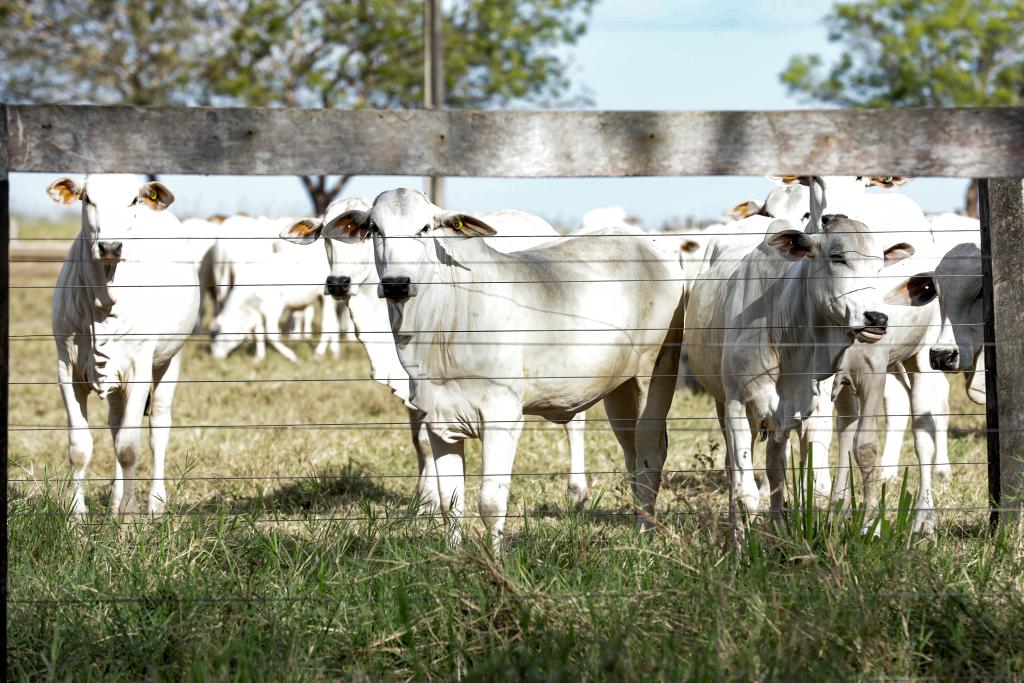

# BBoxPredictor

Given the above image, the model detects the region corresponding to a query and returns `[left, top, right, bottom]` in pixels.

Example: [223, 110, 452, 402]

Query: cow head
[767, 215, 915, 343]
[207, 286, 261, 360]
[288, 188, 496, 302]
[282, 197, 373, 300]
[887, 243, 984, 387]
[47, 174, 174, 265]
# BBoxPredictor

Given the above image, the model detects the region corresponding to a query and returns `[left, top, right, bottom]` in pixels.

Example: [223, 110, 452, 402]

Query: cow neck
[769, 258, 846, 380]
[346, 288, 412, 405]
[390, 235, 508, 380]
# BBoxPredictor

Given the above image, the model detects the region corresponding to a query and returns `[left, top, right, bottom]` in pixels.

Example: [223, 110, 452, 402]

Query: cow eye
[418, 224, 432, 235]
[129, 196, 139, 207]
[830, 253, 847, 265]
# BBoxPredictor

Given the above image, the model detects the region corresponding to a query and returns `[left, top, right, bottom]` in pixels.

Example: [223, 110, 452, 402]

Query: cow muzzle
[97, 241, 123, 261]
[930, 347, 960, 372]
[379, 276, 414, 301]
[324, 275, 352, 299]
[855, 310, 888, 342]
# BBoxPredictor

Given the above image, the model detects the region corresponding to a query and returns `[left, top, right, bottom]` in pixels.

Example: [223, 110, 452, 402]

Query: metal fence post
[979, 178, 1024, 526]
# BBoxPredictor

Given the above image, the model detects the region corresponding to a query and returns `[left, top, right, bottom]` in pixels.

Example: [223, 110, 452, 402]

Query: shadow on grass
[200, 463, 411, 515]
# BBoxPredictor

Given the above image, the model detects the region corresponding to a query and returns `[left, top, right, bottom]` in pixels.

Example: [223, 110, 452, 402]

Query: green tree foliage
[779, 0, 1024, 214]
[0, 0, 595, 213]
[780, 0, 1024, 108]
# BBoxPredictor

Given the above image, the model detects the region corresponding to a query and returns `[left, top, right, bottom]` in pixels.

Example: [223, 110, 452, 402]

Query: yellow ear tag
[452, 217, 462, 231]
[148, 188, 159, 201]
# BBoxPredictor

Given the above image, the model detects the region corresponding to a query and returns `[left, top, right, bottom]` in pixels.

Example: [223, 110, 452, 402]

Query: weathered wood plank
[980, 178, 1024, 525]
[6, 105, 1024, 177]
[1, 103, 11, 607]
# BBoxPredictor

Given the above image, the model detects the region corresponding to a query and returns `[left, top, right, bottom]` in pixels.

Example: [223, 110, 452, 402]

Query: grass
[7, 255, 1024, 680]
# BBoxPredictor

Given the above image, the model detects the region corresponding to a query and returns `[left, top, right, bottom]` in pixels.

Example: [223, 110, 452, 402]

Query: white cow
[685, 213, 915, 537]
[209, 237, 339, 362]
[888, 242, 987, 405]
[48, 174, 200, 515]
[285, 197, 590, 514]
[286, 188, 683, 548]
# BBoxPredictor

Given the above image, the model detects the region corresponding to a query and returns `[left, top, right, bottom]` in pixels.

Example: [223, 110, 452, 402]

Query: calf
[285, 197, 589, 514]
[286, 189, 682, 548]
[685, 214, 914, 536]
[48, 175, 199, 514]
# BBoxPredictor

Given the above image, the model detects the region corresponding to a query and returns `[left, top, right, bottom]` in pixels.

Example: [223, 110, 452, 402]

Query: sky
[10, 0, 971, 228]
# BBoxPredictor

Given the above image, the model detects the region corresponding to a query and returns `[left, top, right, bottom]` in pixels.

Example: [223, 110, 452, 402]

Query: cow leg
[832, 386, 858, 510]
[113, 363, 153, 515]
[479, 410, 525, 550]
[907, 358, 940, 535]
[315, 296, 340, 358]
[852, 374, 885, 531]
[263, 307, 299, 363]
[723, 398, 759, 534]
[880, 373, 910, 482]
[147, 354, 181, 515]
[407, 407, 440, 514]
[563, 412, 588, 508]
[631, 363, 677, 527]
[302, 304, 314, 339]
[429, 432, 466, 547]
[106, 391, 126, 513]
[800, 376, 834, 504]
[928, 369, 952, 482]
[253, 318, 267, 362]
[603, 379, 639, 474]
[58, 361, 93, 515]
[765, 437, 788, 525]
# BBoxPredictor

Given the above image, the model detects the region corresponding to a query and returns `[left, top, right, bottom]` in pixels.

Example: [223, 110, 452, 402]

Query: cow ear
[281, 218, 322, 245]
[869, 176, 910, 189]
[767, 229, 814, 260]
[727, 200, 761, 221]
[434, 212, 497, 237]
[769, 175, 808, 186]
[885, 273, 937, 306]
[139, 181, 175, 210]
[680, 239, 701, 254]
[884, 242, 915, 263]
[47, 177, 83, 205]
[322, 210, 371, 243]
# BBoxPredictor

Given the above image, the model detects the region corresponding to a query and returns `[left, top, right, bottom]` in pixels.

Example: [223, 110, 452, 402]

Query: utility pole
[424, 0, 445, 206]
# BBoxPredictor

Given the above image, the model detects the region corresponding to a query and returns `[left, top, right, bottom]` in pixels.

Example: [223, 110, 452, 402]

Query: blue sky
[10, 0, 970, 227]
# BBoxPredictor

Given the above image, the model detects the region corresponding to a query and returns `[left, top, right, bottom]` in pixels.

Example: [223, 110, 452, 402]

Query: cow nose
[98, 241, 122, 258]
[863, 310, 888, 329]
[324, 275, 352, 299]
[379, 276, 412, 300]
[930, 347, 960, 372]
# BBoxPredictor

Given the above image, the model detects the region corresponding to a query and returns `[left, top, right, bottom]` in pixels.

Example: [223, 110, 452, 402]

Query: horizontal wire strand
[6, 460, 990, 484]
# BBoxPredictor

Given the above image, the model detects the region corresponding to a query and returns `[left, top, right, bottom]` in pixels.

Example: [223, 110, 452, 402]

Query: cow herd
[46, 174, 985, 548]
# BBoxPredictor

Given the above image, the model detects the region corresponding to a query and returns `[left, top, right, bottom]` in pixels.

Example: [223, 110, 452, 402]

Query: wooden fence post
[1, 103, 9, 625]
[979, 178, 1024, 525]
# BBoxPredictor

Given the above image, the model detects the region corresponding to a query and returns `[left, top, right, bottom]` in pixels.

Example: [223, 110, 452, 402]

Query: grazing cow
[48, 174, 200, 515]
[285, 197, 589, 514]
[286, 188, 683, 547]
[685, 213, 915, 536]
[209, 238, 339, 362]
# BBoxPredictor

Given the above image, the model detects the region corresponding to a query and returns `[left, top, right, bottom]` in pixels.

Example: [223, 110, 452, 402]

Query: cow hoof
[567, 481, 589, 510]
[117, 500, 140, 516]
[879, 466, 900, 482]
[912, 510, 936, 536]
[933, 463, 952, 484]
[148, 499, 166, 517]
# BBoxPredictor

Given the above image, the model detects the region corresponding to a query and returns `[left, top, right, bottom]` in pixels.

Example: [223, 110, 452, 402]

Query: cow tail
[144, 390, 153, 417]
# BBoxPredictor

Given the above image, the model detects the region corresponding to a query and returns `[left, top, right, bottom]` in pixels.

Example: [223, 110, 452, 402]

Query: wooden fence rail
[2, 103, 1023, 527]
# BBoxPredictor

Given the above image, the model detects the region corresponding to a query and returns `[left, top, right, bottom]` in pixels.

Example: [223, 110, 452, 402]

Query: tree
[1, 0, 596, 214]
[0, 1, 213, 106]
[779, 0, 1024, 216]
[203, 0, 596, 213]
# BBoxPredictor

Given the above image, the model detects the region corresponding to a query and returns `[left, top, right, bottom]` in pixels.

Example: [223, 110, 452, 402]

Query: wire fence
[5, 210, 1005, 617]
